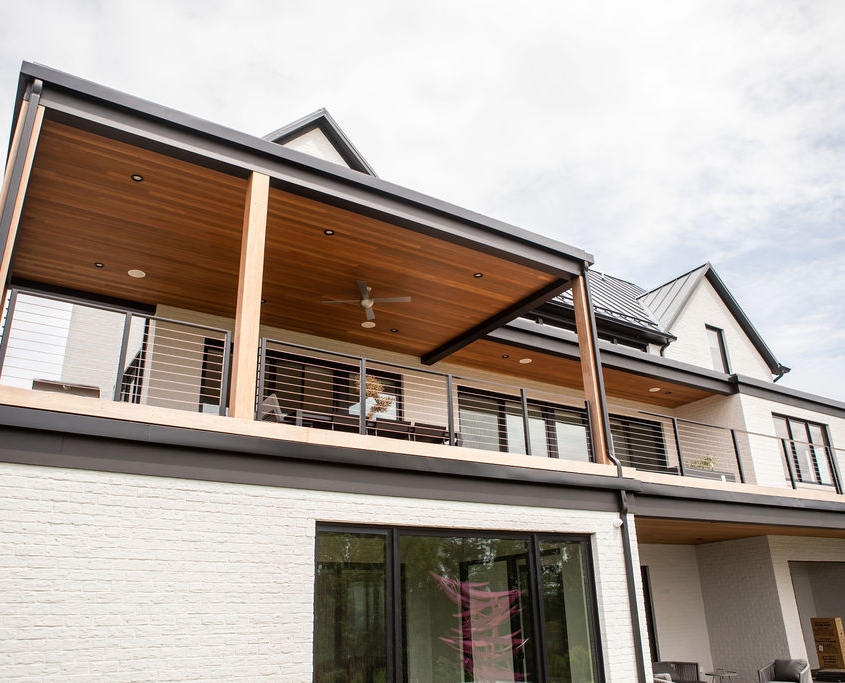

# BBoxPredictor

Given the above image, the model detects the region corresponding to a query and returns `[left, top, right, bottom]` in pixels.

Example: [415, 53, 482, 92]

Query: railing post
[446, 374, 456, 446]
[112, 312, 134, 401]
[672, 418, 686, 476]
[0, 287, 19, 377]
[252, 336, 264, 420]
[781, 438, 798, 489]
[358, 358, 368, 435]
[827, 446, 843, 495]
[730, 429, 746, 483]
[520, 388, 532, 456]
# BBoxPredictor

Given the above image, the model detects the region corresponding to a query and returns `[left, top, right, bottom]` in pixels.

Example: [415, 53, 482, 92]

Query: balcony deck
[1, 288, 843, 498]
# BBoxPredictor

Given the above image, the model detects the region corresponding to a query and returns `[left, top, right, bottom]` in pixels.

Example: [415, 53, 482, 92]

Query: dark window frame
[314, 523, 605, 683]
[264, 350, 404, 421]
[705, 324, 731, 373]
[773, 413, 840, 489]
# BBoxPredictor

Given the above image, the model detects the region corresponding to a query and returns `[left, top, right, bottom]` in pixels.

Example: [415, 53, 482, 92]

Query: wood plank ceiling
[635, 517, 845, 544]
[13, 120, 559, 362]
[11, 118, 716, 407]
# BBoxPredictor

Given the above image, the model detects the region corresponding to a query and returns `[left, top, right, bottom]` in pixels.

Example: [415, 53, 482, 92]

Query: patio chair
[757, 659, 811, 683]
[652, 661, 705, 683]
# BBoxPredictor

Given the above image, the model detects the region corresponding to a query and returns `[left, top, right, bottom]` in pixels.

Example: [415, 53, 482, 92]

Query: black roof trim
[16, 62, 593, 275]
[735, 374, 845, 419]
[264, 107, 377, 177]
[642, 262, 788, 377]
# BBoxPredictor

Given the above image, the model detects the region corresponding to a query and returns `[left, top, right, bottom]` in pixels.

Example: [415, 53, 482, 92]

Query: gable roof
[263, 108, 378, 176]
[640, 262, 789, 377]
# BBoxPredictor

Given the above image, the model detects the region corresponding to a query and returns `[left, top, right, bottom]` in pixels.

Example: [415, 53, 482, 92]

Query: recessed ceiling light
[519, 358, 532, 364]
[323, 229, 335, 236]
[261, 299, 267, 304]
[648, 387, 661, 393]
[94, 262, 104, 268]
[501, 354, 510, 359]
[130, 174, 144, 182]
[390, 328, 399, 333]
[361, 321, 376, 328]
[127, 269, 146, 279]
[473, 272, 483, 278]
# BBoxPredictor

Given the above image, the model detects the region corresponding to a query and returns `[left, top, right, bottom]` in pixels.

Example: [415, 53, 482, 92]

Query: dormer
[263, 108, 377, 176]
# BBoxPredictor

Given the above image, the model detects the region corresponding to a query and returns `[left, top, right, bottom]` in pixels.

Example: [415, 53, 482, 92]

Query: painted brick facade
[0, 461, 637, 682]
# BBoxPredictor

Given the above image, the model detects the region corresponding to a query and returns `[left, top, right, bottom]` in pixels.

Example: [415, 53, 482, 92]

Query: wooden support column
[571, 272, 610, 464]
[0, 92, 45, 299]
[228, 172, 269, 419]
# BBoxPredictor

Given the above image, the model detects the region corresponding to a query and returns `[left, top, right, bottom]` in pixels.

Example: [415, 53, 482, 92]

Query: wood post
[571, 273, 610, 464]
[0, 99, 44, 299]
[229, 172, 269, 419]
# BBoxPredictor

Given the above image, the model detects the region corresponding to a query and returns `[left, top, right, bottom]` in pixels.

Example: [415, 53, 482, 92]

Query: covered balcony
[3, 284, 843, 497]
[1, 63, 842, 497]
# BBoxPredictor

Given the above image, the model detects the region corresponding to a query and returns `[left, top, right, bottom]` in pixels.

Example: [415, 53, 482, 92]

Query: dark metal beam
[421, 278, 573, 365]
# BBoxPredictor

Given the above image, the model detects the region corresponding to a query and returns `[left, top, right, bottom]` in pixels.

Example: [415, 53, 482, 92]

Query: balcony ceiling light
[648, 387, 661, 393]
[128, 269, 146, 279]
[519, 358, 532, 364]
[130, 174, 144, 182]
[361, 321, 376, 328]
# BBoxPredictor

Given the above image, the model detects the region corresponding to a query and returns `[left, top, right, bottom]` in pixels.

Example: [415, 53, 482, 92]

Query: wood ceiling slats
[11, 118, 717, 409]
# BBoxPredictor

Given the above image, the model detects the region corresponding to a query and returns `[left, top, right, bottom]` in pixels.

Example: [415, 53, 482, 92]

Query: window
[263, 351, 402, 421]
[773, 415, 838, 487]
[314, 526, 603, 683]
[705, 325, 730, 373]
[457, 388, 591, 461]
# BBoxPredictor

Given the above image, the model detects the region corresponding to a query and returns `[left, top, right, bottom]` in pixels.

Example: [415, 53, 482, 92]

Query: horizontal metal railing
[258, 338, 594, 461]
[0, 288, 231, 414]
[2, 291, 841, 493]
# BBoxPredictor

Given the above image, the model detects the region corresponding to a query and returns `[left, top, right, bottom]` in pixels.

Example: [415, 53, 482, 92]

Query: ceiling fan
[323, 280, 411, 321]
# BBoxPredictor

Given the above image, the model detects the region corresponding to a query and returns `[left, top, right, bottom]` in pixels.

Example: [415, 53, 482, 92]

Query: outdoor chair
[757, 659, 811, 683]
[652, 661, 705, 683]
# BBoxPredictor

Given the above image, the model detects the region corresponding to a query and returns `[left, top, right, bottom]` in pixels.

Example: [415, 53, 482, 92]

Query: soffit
[447, 339, 716, 408]
[12, 120, 564, 359]
[636, 516, 845, 545]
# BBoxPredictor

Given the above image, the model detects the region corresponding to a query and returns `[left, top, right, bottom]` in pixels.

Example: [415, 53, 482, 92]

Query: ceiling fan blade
[357, 280, 371, 300]
[371, 296, 412, 303]
[365, 306, 375, 321]
[322, 299, 361, 305]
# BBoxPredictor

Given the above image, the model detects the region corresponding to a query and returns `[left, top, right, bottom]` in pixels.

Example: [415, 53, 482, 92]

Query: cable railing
[0, 288, 230, 414]
[2, 291, 841, 494]
[258, 337, 594, 460]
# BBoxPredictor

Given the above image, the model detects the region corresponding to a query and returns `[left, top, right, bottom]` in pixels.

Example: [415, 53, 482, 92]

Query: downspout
[580, 264, 648, 683]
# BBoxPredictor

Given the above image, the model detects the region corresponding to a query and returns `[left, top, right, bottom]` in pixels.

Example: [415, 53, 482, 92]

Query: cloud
[0, 0, 843, 399]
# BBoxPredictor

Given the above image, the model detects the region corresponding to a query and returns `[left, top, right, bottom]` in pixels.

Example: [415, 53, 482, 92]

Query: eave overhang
[4, 62, 594, 364]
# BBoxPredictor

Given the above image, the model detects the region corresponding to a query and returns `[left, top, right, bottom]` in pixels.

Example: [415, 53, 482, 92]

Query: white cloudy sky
[1, 1, 844, 400]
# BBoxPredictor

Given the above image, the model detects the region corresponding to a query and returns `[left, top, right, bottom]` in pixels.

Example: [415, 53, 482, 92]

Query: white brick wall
[697, 536, 788, 682]
[638, 544, 714, 674]
[0, 462, 636, 682]
[663, 280, 773, 381]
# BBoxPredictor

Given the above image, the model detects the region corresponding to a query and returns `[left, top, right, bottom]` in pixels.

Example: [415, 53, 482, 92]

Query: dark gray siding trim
[491, 321, 735, 394]
[736, 374, 845, 420]
[632, 493, 845, 531]
[0, 405, 630, 510]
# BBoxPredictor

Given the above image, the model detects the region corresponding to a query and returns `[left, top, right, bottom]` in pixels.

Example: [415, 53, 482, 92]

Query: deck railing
[0, 288, 230, 414]
[1, 290, 841, 493]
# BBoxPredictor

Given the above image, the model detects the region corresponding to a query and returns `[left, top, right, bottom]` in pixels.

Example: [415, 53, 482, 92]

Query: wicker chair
[757, 659, 811, 683]
[653, 661, 705, 683]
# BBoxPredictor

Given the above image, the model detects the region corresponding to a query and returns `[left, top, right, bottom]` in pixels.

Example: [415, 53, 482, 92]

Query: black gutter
[580, 265, 648, 683]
